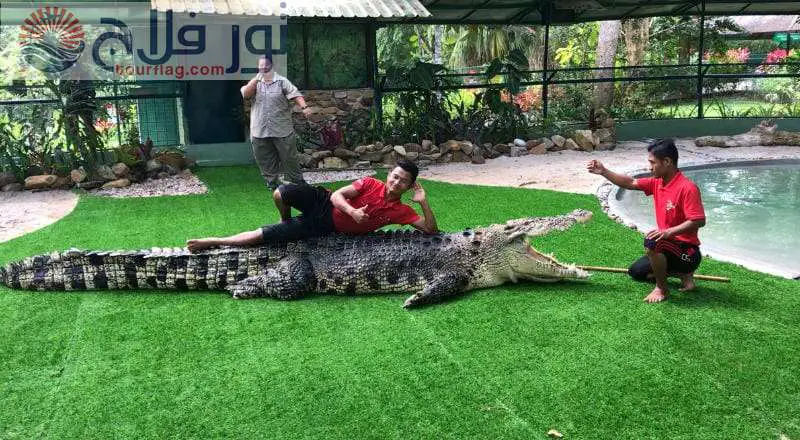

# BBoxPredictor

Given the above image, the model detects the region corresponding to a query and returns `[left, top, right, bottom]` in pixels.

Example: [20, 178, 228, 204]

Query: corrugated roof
[730, 15, 800, 35]
[416, 1, 800, 25]
[151, 0, 431, 18]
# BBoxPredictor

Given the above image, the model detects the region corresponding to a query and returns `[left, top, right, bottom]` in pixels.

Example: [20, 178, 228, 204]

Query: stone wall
[292, 88, 374, 127]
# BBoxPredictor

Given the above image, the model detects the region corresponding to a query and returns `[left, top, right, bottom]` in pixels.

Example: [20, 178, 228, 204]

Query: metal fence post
[697, 0, 706, 119]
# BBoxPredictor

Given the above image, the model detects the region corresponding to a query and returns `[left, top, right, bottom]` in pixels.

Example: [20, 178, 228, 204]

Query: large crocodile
[1, 209, 592, 307]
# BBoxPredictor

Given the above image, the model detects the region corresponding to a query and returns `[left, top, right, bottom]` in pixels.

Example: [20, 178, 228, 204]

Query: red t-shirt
[332, 177, 421, 234]
[636, 171, 706, 246]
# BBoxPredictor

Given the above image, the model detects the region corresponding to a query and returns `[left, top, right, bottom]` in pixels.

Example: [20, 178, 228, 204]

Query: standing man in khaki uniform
[241, 56, 312, 190]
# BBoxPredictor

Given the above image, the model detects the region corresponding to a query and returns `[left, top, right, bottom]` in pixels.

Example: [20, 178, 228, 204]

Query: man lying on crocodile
[1, 210, 592, 308]
[186, 159, 439, 252]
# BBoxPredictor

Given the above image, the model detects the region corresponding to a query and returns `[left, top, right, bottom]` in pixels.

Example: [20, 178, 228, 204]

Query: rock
[164, 165, 179, 175]
[437, 153, 452, 163]
[353, 161, 371, 169]
[459, 142, 475, 156]
[354, 145, 368, 154]
[471, 152, 486, 164]
[374, 141, 384, 150]
[416, 160, 432, 167]
[541, 138, 555, 150]
[529, 144, 547, 155]
[320, 107, 339, 115]
[594, 128, 614, 143]
[403, 143, 422, 153]
[551, 134, 566, 147]
[146, 159, 163, 173]
[421, 140, 433, 151]
[156, 172, 170, 179]
[484, 148, 502, 159]
[70, 168, 88, 183]
[572, 130, 595, 151]
[102, 178, 131, 189]
[311, 150, 333, 160]
[525, 139, 539, 149]
[494, 144, 510, 154]
[359, 151, 384, 162]
[52, 176, 73, 189]
[0, 171, 17, 187]
[405, 152, 419, 161]
[333, 90, 348, 99]
[76, 180, 104, 190]
[321, 156, 348, 169]
[297, 153, 317, 168]
[442, 139, 460, 152]
[24, 174, 57, 190]
[381, 152, 399, 166]
[451, 151, 470, 162]
[2, 182, 23, 192]
[381, 144, 395, 154]
[509, 146, 528, 157]
[513, 138, 526, 148]
[564, 139, 581, 150]
[111, 162, 130, 178]
[601, 116, 615, 129]
[393, 145, 407, 156]
[334, 148, 359, 159]
[97, 165, 117, 181]
[154, 151, 188, 170]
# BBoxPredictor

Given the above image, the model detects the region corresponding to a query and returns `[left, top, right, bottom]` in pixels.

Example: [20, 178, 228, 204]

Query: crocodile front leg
[228, 257, 316, 300]
[403, 272, 470, 308]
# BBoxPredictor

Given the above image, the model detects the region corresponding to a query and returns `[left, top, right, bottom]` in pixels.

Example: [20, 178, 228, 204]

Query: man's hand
[255, 73, 264, 82]
[587, 160, 606, 175]
[646, 228, 674, 241]
[301, 107, 313, 118]
[411, 183, 427, 204]
[350, 206, 370, 224]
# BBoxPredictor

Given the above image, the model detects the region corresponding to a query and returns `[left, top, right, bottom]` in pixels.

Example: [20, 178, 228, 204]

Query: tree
[593, 20, 621, 111]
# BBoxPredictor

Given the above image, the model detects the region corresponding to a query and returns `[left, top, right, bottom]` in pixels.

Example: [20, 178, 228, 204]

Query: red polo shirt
[332, 177, 421, 234]
[636, 171, 706, 246]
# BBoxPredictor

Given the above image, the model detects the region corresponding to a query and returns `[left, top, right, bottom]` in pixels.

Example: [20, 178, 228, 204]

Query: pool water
[609, 161, 800, 279]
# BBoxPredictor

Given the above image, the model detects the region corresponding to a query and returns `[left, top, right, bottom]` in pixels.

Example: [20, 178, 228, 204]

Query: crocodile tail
[0, 265, 7, 288]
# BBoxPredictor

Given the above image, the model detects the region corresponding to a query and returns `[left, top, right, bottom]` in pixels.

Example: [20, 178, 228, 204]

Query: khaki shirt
[249, 73, 302, 138]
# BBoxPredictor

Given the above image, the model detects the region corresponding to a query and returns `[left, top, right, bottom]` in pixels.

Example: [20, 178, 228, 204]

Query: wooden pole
[577, 265, 730, 283]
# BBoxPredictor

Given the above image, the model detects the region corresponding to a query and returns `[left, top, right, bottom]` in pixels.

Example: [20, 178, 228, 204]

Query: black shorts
[260, 183, 335, 243]
[628, 238, 702, 281]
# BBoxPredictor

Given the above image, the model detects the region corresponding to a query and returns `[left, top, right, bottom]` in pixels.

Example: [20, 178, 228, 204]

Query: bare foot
[678, 273, 696, 292]
[186, 238, 218, 253]
[644, 286, 669, 303]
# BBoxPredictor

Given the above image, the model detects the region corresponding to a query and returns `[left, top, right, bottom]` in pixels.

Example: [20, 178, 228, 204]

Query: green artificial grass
[1, 166, 798, 439]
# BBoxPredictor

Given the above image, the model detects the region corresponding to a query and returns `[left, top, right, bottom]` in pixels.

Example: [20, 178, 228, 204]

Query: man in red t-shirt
[587, 138, 707, 303]
[187, 160, 438, 252]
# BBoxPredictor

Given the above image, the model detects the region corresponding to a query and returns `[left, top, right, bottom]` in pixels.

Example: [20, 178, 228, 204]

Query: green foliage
[306, 23, 369, 89]
[551, 23, 600, 68]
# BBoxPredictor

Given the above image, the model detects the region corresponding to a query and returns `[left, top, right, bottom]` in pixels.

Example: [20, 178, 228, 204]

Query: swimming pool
[607, 159, 800, 279]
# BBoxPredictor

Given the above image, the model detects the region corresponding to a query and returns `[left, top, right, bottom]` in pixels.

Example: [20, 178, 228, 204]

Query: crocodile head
[490, 209, 592, 282]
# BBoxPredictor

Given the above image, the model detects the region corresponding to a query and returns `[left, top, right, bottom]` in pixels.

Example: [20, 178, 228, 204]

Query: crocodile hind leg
[403, 273, 469, 308]
[228, 257, 316, 300]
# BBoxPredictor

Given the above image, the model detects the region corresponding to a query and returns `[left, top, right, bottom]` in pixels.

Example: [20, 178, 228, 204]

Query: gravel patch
[90, 171, 208, 198]
[303, 169, 376, 185]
